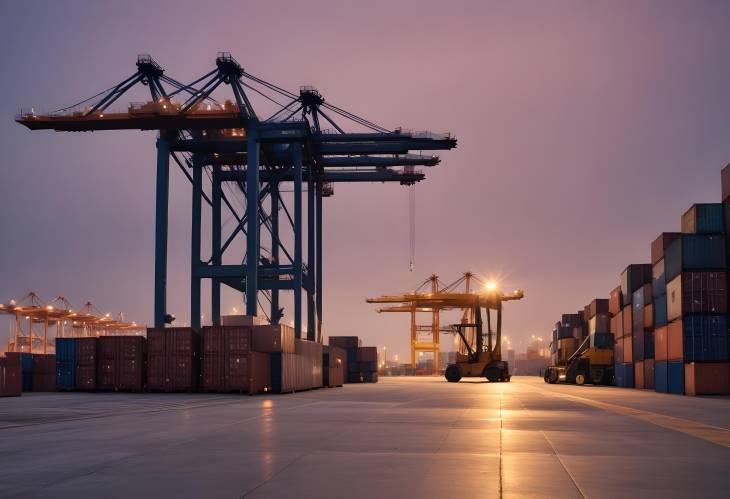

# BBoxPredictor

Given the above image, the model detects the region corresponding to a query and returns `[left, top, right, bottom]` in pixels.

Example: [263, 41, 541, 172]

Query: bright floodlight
[485, 280, 498, 291]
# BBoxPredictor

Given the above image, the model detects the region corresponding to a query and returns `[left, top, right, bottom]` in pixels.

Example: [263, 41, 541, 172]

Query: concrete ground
[0, 377, 729, 499]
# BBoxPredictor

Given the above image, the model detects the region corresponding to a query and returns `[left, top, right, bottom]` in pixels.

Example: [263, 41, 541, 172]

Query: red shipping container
[76, 338, 98, 390]
[274, 353, 298, 393]
[147, 328, 200, 392]
[202, 326, 253, 392]
[667, 321, 684, 361]
[295, 339, 323, 390]
[644, 359, 655, 390]
[609, 287, 622, 315]
[635, 361, 644, 389]
[248, 352, 271, 394]
[654, 326, 668, 361]
[357, 346, 377, 362]
[252, 324, 295, 353]
[31, 354, 56, 392]
[684, 362, 730, 395]
[97, 336, 146, 391]
[651, 232, 681, 265]
[622, 305, 632, 339]
[666, 271, 727, 322]
[0, 354, 22, 397]
[327, 346, 345, 388]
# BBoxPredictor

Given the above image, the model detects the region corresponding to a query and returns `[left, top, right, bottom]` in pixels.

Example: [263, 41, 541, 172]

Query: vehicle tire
[547, 368, 559, 384]
[590, 368, 604, 385]
[575, 373, 586, 386]
[484, 365, 501, 382]
[445, 365, 461, 383]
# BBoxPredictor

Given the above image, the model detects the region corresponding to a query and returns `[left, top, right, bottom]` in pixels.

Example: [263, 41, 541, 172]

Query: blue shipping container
[557, 326, 574, 339]
[654, 294, 668, 327]
[681, 315, 729, 362]
[655, 361, 668, 393]
[270, 352, 283, 393]
[656, 360, 686, 394]
[19, 352, 33, 391]
[614, 362, 635, 388]
[652, 260, 666, 298]
[55, 338, 77, 390]
[591, 332, 613, 349]
[664, 235, 725, 282]
[667, 361, 684, 394]
[682, 203, 724, 235]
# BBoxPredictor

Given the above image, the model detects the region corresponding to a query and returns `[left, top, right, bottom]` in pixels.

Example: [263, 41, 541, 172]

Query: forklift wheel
[575, 373, 586, 386]
[484, 365, 501, 382]
[445, 365, 461, 383]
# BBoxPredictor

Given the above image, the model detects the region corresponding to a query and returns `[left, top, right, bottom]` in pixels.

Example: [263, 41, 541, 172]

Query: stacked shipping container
[97, 336, 147, 391]
[56, 338, 97, 390]
[0, 353, 22, 396]
[147, 328, 201, 392]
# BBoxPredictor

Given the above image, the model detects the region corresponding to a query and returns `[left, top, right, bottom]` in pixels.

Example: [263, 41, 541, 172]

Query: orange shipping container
[654, 326, 668, 361]
[622, 334, 633, 364]
[622, 305, 632, 339]
[684, 362, 730, 396]
[609, 287, 622, 315]
[667, 321, 684, 361]
[610, 310, 623, 336]
[644, 303, 654, 330]
[635, 360, 645, 389]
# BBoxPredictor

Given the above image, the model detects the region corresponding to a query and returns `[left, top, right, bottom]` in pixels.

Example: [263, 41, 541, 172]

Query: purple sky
[1, 0, 730, 360]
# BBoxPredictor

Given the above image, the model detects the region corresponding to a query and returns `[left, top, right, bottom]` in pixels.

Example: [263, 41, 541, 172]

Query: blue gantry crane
[16, 53, 457, 342]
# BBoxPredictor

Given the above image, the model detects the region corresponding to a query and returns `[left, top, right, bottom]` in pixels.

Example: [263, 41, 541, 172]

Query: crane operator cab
[444, 289, 523, 383]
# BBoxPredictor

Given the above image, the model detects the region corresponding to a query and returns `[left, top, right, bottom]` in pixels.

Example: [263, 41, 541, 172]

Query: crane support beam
[154, 137, 170, 328]
[319, 155, 439, 167]
[217, 170, 425, 183]
[245, 122, 260, 316]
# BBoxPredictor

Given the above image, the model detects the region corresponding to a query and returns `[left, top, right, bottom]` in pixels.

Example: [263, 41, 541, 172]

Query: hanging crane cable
[409, 183, 416, 272]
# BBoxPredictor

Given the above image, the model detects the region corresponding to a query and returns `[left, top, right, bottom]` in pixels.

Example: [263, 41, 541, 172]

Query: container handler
[443, 288, 524, 383]
[544, 333, 614, 385]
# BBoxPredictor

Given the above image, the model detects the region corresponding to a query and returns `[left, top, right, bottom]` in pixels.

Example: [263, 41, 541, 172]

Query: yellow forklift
[444, 289, 524, 383]
[544, 333, 614, 385]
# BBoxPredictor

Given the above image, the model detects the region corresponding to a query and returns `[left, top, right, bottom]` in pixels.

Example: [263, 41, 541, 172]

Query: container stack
[56, 337, 97, 390]
[615, 264, 652, 388]
[329, 336, 360, 382]
[656, 203, 728, 395]
[553, 314, 581, 364]
[632, 283, 655, 389]
[0, 353, 22, 397]
[147, 328, 201, 392]
[97, 336, 147, 391]
[31, 354, 56, 391]
[356, 346, 378, 383]
[270, 337, 323, 393]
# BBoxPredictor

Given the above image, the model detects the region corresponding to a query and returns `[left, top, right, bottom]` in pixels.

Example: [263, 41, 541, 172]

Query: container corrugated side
[684, 362, 730, 396]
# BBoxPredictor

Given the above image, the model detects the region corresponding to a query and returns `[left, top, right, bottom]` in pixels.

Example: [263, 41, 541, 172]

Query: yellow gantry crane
[367, 272, 524, 375]
[0, 292, 145, 353]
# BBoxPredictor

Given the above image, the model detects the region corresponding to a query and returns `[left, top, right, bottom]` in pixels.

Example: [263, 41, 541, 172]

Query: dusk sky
[2, 0, 730, 360]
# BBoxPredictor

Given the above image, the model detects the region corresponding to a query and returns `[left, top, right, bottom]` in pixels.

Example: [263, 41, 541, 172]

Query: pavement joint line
[514, 393, 587, 499]
[498, 391, 503, 499]
[526, 382, 730, 448]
